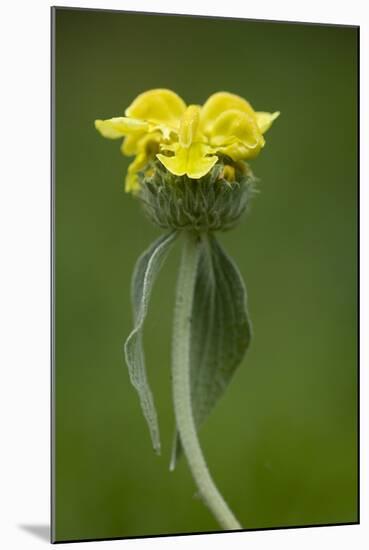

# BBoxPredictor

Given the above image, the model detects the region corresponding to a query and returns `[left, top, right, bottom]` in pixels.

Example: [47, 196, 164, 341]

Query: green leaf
[170, 234, 252, 469]
[124, 231, 177, 454]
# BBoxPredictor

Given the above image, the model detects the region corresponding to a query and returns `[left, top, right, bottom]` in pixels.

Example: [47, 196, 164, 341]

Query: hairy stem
[171, 230, 242, 530]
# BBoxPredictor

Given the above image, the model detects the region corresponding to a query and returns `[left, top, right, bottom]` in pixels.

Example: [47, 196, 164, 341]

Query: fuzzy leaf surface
[124, 231, 177, 454]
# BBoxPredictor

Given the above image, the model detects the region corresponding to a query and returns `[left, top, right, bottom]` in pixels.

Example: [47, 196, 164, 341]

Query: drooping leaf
[124, 231, 177, 454]
[170, 234, 252, 469]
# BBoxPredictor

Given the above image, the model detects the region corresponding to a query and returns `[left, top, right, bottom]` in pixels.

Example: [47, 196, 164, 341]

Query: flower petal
[215, 140, 264, 161]
[179, 105, 201, 147]
[125, 89, 187, 126]
[125, 153, 147, 193]
[122, 128, 163, 156]
[121, 134, 142, 155]
[221, 165, 236, 182]
[200, 92, 255, 135]
[256, 111, 280, 134]
[95, 117, 149, 139]
[157, 143, 218, 179]
[209, 109, 264, 160]
[124, 133, 162, 192]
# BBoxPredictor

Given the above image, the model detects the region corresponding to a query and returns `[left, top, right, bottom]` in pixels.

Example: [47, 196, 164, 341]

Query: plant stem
[171, 230, 242, 530]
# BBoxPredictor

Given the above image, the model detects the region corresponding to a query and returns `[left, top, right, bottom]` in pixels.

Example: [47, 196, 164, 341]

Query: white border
[0, 1, 366, 549]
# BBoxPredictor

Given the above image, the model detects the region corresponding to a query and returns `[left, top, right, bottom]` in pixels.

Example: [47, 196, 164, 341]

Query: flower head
[95, 89, 279, 193]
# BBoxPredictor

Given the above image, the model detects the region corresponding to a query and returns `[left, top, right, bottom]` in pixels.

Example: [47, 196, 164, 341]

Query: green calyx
[136, 158, 257, 232]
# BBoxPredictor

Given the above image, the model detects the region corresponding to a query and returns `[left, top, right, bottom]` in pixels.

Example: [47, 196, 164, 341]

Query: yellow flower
[95, 89, 186, 191]
[157, 105, 218, 178]
[95, 89, 279, 192]
[221, 165, 236, 182]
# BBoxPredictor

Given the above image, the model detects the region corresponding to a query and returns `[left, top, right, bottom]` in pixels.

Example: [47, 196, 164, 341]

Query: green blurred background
[53, 7, 358, 542]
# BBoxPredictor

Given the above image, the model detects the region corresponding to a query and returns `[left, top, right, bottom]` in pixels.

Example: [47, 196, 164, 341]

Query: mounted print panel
[51, 6, 358, 543]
